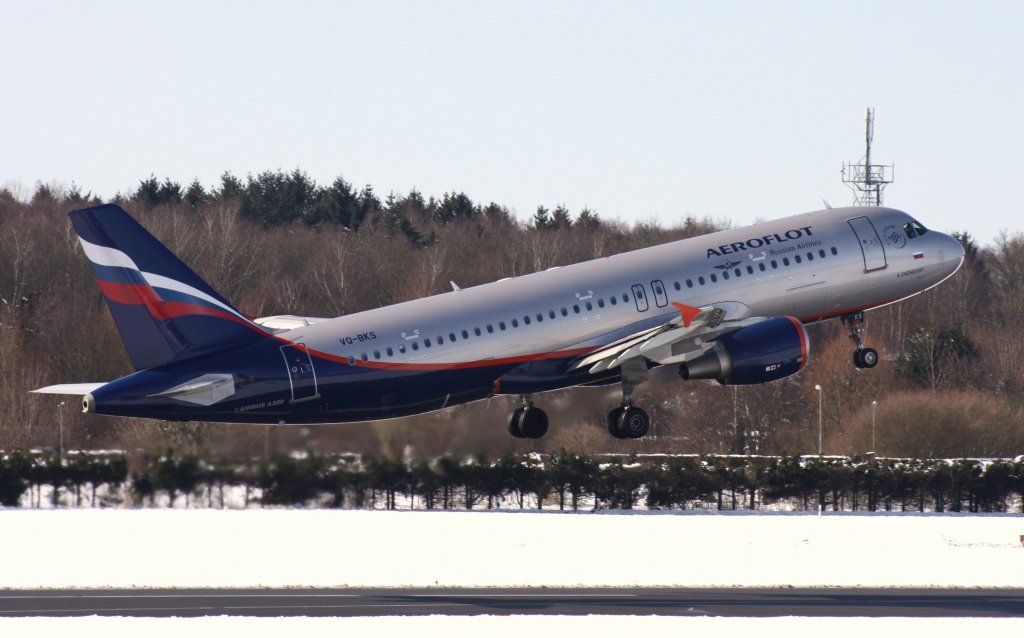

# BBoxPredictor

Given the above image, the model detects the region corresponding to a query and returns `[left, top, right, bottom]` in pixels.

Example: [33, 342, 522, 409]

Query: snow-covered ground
[2, 509, 1023, 589]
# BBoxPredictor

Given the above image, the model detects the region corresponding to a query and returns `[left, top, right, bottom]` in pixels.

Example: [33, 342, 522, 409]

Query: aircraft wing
[572, 301, 765, 374]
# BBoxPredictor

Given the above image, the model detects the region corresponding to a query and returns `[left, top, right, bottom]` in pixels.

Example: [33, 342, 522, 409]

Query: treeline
[3, 451, 1023, 514]
[1, 171, 1023, 461]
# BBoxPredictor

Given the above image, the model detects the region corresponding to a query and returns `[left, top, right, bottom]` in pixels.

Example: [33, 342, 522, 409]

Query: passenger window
[622, 293, 629, 302]
[411, 342, 419, 351]
[511, 318, 519, 328]
[424, 338, 431, 347]
[610, 296, 618, 305]
[819, 249, 826, 258]
[461, 330, 468, 339]
[561, 307, 568, 316]
[585, 301, 592, 311]
[807, 252, 813, 261]
[536, 313, 544, 322]
[746, 266, 754, 274]
[572, 305, 580, 314]
[474, 327, 481, 336]
[831, 247, 838, 255]
[436, 335, 443, 344]
[523, 316, 530, 325]
[698, 276, 705, 285]
[673, 281, 681, 291]
[486, 324, 494, 333]
[710, 274, 718, 283]
[686, 279, 693, 288]
[399, 344, 406, 354]
[783, 258, 790, 266]
[360, 353, 368, 361]
[449, 332, 456, 341]
[794, 255, 801, 264]
[373, 350, 380, 359]
[759, 263, 766, 272]
[722, 271, 729, 280]
[386, 347, 394, 356]
[735, 268, 742, 277]
[771, 260, 778, 269]
[598, 299, 605, 308]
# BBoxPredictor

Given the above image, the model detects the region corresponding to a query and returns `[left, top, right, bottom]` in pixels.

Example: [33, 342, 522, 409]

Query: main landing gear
[842, 311, 878, 369]
[508, 396, 548, 439]
[606, 358, 651, 439]
[607, 403, 650, 439]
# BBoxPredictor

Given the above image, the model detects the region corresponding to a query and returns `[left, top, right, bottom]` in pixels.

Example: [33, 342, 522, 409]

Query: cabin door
[847, 216, 888, 272]
[280, 344, 319, 403]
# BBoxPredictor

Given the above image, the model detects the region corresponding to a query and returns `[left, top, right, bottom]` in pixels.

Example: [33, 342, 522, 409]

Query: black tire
[619, 406, 650, 439]
[507, 407, 527, 438]
[860, 347, 879, 368]
[518, 407, 549, 439]
[607, 407, 627, 439]
[853, 350, 865, 369]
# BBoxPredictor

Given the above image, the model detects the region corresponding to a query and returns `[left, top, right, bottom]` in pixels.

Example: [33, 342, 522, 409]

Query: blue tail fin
[70, 204, 270, 371]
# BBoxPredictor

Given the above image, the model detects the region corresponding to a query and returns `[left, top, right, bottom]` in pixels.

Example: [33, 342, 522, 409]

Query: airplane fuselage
[82, 206, 964, 425]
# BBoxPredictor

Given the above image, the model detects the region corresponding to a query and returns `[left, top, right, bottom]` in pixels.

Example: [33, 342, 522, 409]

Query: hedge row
[2, 451, 1022, 512]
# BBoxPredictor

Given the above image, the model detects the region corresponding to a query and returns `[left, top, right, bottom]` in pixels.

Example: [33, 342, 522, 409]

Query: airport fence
[1, 450, 1022, 513]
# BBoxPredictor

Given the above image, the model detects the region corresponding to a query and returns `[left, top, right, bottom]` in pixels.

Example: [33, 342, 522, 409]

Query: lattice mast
[841, 108, 894, 206]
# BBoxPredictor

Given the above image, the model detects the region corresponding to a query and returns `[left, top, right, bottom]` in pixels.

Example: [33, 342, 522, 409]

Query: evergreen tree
[576, 206, 599, 230]
[184, 179, 209, 209]
[550, 205, 572, 229]
[533, 205, 551, 230]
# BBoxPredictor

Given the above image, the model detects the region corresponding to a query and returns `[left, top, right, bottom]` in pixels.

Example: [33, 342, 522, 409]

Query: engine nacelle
[678, 316, 809, 385]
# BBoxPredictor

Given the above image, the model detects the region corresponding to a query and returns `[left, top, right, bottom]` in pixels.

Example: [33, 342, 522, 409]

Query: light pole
[814, 384, 823, 516]
[58, 401, 65, 462]
[871, 400, 878, 454]
[814, 385, 823, 457]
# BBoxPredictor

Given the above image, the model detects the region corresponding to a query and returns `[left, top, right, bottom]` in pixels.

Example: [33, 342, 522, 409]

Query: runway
[2, 588, 1023, 618]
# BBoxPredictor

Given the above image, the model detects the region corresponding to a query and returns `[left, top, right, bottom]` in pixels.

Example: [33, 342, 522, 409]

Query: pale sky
[3, 1, 1022, 245]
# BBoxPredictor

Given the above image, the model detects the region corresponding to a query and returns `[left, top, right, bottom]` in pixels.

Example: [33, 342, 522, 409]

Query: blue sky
[3, 1, 1021, 244]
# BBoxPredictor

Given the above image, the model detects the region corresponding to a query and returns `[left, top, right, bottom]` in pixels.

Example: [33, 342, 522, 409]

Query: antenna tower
[841, 108, 893, 206]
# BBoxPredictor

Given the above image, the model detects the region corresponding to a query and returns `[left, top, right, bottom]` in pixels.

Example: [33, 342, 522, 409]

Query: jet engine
[678, 316, 808, 385]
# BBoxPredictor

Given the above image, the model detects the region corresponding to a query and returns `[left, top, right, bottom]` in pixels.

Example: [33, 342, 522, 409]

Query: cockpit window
[903, 221, 928, 239]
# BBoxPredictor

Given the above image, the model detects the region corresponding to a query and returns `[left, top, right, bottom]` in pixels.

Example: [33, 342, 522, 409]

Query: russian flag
[913, 252, 924, 260]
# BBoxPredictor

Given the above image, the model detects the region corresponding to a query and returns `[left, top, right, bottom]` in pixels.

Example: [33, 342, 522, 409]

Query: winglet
[671, 302, 702, 328]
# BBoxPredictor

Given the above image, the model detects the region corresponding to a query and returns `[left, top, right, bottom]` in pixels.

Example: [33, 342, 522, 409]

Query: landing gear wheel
[853, 347, 879, 369]
[607, 407, 627, 439]
[618, 406, 650, 439]
[508, 407, 527, 438]
[517, 407, 549, 439]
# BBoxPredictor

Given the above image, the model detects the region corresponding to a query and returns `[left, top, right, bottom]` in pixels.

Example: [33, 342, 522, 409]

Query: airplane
[35, 203, 964, 439]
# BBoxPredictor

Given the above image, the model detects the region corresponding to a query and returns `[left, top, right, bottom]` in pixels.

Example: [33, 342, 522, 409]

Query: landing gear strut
[842, 311, 878, 369]
[507, 395, 548, 439]
[607, 359, 651, 439]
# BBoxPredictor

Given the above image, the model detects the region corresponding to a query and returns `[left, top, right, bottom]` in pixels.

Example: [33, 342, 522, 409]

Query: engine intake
[678, 316, 809, 385]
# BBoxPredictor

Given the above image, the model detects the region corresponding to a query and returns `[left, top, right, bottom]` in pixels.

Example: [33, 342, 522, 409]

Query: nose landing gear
[843, 311, 878, 369]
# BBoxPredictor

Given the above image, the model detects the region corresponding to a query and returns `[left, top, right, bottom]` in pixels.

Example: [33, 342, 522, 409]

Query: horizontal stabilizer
[32, 383, 108, 396]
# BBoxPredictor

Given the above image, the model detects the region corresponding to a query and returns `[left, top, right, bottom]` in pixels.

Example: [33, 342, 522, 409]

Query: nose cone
[938, 232, 966, 277]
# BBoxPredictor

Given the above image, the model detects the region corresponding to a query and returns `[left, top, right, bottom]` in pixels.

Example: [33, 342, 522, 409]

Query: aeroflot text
[706, 226, 814, 258]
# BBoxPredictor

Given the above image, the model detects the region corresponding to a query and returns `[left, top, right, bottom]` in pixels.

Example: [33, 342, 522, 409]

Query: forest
[1, 170, 1022, 465]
